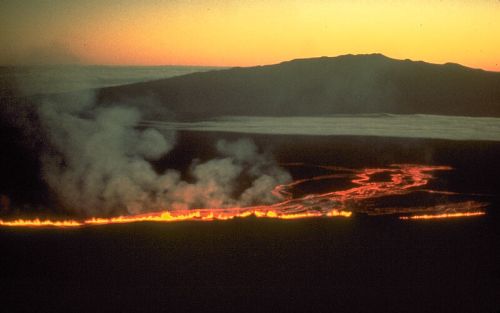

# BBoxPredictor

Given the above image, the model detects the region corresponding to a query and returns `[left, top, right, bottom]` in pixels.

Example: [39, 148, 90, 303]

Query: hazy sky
[1, 0, 499, 70]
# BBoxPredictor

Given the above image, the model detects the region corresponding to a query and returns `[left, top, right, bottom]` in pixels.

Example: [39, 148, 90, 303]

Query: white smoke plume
[37, 93, 291, 216]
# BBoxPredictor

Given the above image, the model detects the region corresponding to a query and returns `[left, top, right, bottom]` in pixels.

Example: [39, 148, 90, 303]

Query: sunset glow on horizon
[1, 0, 499, 70]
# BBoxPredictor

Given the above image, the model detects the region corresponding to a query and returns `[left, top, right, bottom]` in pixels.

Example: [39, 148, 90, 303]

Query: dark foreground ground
[1, 131, 500, 313]
[1, 213, 499, 313]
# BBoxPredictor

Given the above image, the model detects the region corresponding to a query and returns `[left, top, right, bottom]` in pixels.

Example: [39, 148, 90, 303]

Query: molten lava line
[400, 212, 486, 220]
[0, 209, 352, 228]
[0, 164, 487, 228]
[0, 219, 83, 227]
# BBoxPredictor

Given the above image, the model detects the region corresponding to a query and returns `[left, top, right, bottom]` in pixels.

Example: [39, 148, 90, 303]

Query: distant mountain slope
[97, 54, 500, 119]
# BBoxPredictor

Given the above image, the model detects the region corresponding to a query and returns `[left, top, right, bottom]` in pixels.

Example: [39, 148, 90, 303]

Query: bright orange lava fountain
[0, 164, 487, 228]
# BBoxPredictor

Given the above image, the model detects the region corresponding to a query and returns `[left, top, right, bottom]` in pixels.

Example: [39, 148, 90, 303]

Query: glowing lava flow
[0, 219, 83, 227]
[400, 212, 486, 220]
[0, 164, 487, 227]
[0, 209, 352, 228]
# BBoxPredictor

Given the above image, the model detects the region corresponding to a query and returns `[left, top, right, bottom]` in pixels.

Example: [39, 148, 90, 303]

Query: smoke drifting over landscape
[15, 90, 290, 216]
[2, 54, 499, 217]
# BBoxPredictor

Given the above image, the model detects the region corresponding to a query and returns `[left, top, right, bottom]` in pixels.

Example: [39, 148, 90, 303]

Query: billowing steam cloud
[37, 93, 291, 216]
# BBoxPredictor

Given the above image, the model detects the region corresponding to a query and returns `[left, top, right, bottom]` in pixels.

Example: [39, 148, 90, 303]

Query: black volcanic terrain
[96, 54, 500, 119]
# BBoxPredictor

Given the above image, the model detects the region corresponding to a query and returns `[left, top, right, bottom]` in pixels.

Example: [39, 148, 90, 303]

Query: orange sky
[1, 0, 499, 70]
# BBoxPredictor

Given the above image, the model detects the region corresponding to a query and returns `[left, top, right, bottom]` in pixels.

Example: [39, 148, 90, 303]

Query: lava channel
[0, 164, 487, 227]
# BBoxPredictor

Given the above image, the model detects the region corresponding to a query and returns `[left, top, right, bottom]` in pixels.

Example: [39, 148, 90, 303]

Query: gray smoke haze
[1, 48, 290, 216]
[167, 139, 291, 211]
[36, 92, 290, 216]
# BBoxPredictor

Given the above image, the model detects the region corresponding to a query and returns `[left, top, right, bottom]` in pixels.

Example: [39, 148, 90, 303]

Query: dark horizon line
[1, 53, 498, 73]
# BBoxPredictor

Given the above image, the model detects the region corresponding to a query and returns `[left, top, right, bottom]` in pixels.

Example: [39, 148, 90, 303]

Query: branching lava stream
[0, 164, 487, 227]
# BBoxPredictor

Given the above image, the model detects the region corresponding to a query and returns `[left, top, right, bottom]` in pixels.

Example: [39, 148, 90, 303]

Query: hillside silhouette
[97, 54, 500, 119]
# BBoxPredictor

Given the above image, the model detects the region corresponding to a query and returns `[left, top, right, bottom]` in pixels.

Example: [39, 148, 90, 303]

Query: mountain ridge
[23, 53, 497, 119]
[95, 53, 500, 119]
